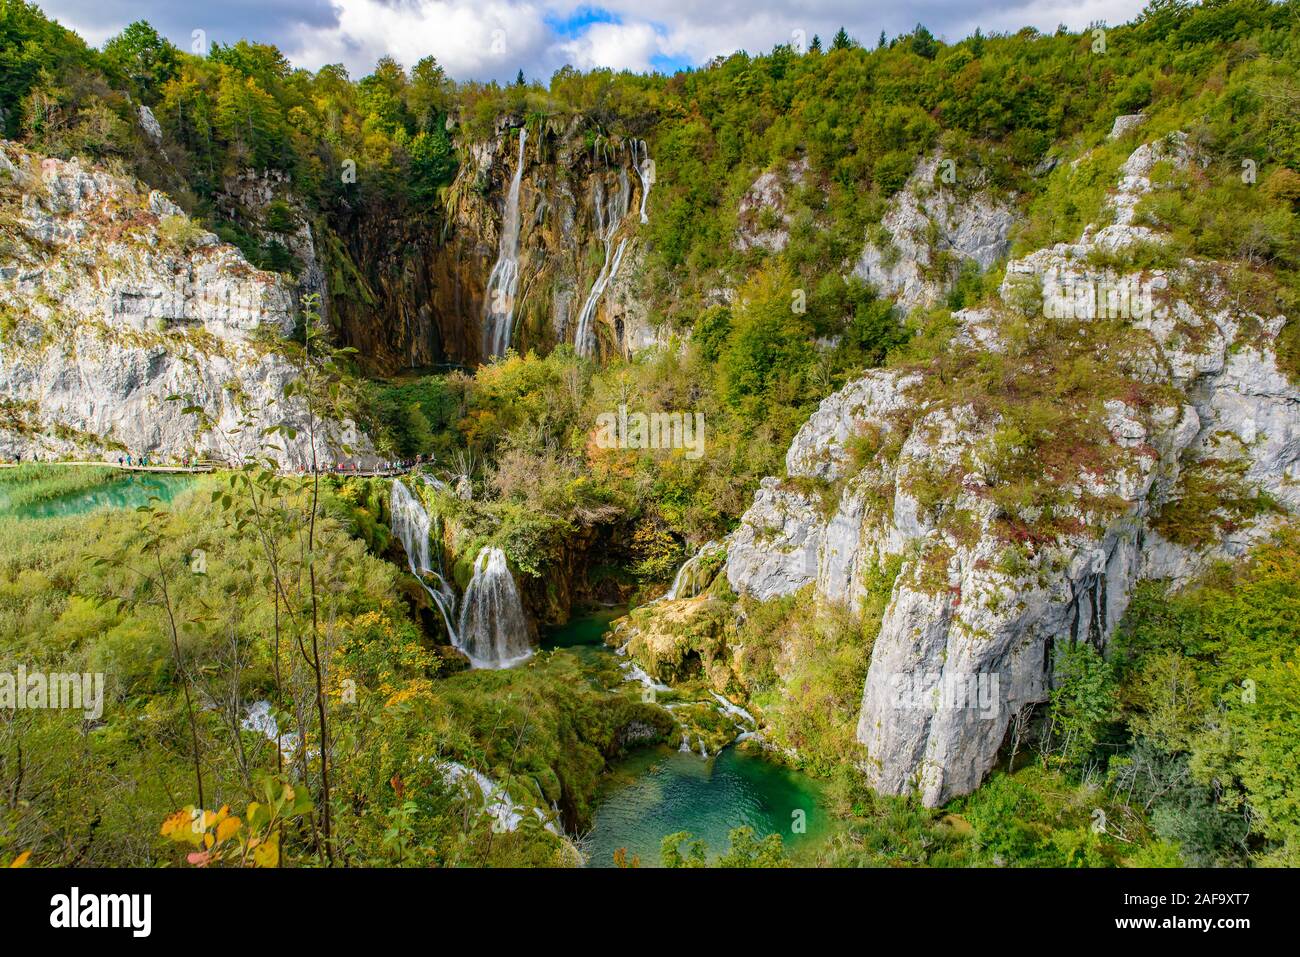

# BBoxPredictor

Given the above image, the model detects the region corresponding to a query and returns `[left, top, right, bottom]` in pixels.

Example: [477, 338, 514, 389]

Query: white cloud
[284, 0, 554, 80]
[37, 0, 1154, 82]
[553, 21, 667, 73]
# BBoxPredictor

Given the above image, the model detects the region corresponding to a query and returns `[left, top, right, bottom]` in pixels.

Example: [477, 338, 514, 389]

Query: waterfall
[631, 139, 652, 224]
[242, 700, 300, 760]
[390, 480, 458, 641]
[574, 161, 632, 357]
[482, 128, 528, 360]
[457, 547, 533, 669]
[438, 761, 560, 835]
[661, 541, 722, 601]
[420, 472, 452, 496]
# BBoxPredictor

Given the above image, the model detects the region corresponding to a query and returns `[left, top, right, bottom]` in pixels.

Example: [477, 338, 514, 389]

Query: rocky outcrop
[612, 594, 731, 685]
[715, 133, 1299, 805]
[1108, 113, 1147, 140]
[218, 169, 330, 323]
[0, 142, 371, 465]
[853, 152, 1014, 311]
[736, 157, 810, 253]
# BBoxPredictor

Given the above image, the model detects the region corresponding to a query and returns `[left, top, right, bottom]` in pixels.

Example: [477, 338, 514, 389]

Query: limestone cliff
[634, 133, 1299, 806]
[0, 142, 370, 465]
[853, 152, 1015, 312]
[330, 121, 658, 371]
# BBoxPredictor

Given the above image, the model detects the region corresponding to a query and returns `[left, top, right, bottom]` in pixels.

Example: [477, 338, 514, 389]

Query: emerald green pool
[0, 473, 196, 520]
[584, 744, 833, 867]
[545, 607, 834, 868]
[540, 605, 624, 668]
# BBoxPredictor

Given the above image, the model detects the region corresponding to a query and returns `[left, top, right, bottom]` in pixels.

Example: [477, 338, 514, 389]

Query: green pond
[0, 473, 196, 520]
[584, 745, 833, 867]
[540, 604, 624, 666]
[544, 608, 834, 868]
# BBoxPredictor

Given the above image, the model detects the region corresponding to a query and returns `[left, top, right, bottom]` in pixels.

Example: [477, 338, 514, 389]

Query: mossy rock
[621, 595, 730, 684]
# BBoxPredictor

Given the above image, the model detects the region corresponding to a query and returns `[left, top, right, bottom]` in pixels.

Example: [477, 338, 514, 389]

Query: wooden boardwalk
[0, 460, 215, 474]
[1, 460, 415, 478]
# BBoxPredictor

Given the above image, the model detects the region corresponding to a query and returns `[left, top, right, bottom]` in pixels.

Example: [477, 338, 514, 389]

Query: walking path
[0, 460, 418, 478]
[0, 460, 214, 474]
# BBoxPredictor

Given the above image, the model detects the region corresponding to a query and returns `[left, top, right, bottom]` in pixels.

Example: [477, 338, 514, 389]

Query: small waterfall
[457, 547, 533, 669]
[242, 700, 300, 760]
[438, 761, 559, 834]
[631, 139, 652, 224]
[420, 472, 452, 496]
[390, 480, 458, 641]
[482, 128, 528, 360]
[662, 541, 722, 601]
[574, 161, 632, 357]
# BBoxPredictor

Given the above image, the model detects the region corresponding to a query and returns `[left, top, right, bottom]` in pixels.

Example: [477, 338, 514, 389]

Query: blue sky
[36, 0, 1151, 83]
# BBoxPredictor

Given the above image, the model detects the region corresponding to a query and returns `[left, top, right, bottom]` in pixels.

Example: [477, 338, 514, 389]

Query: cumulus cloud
[553, 21, 668, 73]
[284, 1, 554, 80]
[37, 0, 1151, 82]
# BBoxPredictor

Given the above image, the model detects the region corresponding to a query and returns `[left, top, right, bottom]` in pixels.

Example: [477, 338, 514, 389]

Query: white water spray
[574, 164, 632, 357]
[660, 541, 723, 601]
[457, 547, 533, 669]
[631, 139, 652, 225]
[482, 128, 528, 360]
[390, 479, 458, 641]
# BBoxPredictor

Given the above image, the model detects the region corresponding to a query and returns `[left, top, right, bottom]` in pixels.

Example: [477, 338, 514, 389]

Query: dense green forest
[1, 0, 1299, 868]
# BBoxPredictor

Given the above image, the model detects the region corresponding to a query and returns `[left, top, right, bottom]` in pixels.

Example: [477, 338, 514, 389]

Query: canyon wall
[0, 142, 370, 465]
[720, 133, 1299, 805]
[327, 120, 658, 373]
[613, 133, 1299, 807]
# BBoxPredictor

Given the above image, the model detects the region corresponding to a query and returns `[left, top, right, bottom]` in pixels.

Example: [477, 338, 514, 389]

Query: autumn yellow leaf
[9, 851, 30, 868]
[252, 836, 279, 868]
[160, 810, 189, 838]
[216, 816, 242, 845]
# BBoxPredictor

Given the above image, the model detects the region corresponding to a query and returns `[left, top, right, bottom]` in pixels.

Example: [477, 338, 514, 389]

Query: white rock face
[735, 158, 809, 253]
[723, 134, 1300, 806]
[0, 142, 371, 466]
[724, 477, 823, 601]
[137, 105, 163, 145]
[1108, 113, 1147, 140]
[853, 153, 1015, 311]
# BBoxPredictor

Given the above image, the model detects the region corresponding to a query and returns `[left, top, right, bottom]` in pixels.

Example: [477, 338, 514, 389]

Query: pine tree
[911, 23, 938, 59]
[831, 27, 852, 50]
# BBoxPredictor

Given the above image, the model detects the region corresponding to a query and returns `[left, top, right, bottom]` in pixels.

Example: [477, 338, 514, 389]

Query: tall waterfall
[457, 547, 533, 669]
[482, 127, 528, 360]
[574, 165, 631, 357]
[631, 139, 652, 224]
[390, 479, 458, 641]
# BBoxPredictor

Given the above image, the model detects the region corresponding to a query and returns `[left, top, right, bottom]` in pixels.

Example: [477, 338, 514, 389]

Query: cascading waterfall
[420, 472, 452, 496]
[631, 139, 652, 224]
[574, 165, 631, 357]
[457, 547, 533, 669]
[482, 127, 528, 360]
[390, 479, 458, 641]
[661, 541, 722, 601]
